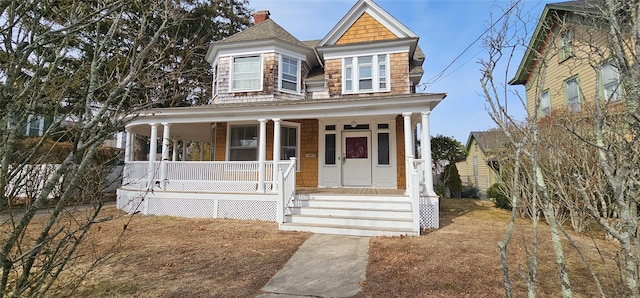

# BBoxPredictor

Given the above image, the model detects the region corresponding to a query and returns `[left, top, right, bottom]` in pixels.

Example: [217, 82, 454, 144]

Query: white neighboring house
[117, 0, 446, 236]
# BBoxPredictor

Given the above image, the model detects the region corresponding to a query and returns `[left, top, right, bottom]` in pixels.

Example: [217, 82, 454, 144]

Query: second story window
[559, 29, 573, 61]
[565, 77, 581, 112]
[231, 55, 262, 92]
[600, 61, 621, 102]
[343, 54, 390, 94]
[213, 63, 219, 96]
[539, 89, 551, 117]
[279, 56, 299, 93]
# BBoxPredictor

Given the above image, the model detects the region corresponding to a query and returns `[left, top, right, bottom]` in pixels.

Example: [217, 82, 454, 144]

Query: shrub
[487, 183, 510, 209]
[460, 185, 480, 199]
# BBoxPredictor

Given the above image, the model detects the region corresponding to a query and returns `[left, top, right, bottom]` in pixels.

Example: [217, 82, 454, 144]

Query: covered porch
[116, 94, 443, 235]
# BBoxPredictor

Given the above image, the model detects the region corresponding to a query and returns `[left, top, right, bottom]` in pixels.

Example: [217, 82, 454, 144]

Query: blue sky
[249, 0, 554, 143]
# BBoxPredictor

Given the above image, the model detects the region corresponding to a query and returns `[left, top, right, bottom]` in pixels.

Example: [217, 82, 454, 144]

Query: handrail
[277, 158, 297, 223]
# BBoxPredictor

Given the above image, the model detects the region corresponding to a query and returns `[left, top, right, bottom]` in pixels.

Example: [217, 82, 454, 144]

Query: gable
[335, 12, 398, 45]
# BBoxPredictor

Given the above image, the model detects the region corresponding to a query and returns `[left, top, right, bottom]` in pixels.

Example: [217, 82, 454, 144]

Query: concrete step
[286, 214, 413, 229]
[296, 199, 411, 211]
[295, 194, 408, 202]
[291, 206, 413, 220]
[279, 222, 418, 237]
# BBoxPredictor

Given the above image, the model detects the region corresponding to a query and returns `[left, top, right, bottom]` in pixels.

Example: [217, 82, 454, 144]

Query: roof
[466, 130, 509, 157]
[213, 18, 308, 48]
[509, 0, 603, 85]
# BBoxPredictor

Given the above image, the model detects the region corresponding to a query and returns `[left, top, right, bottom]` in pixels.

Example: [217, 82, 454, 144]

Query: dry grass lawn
[43, 198, 626, 297]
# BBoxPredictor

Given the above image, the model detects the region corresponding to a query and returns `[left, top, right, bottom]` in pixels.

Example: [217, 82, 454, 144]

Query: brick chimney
[253, 10, 270, 24]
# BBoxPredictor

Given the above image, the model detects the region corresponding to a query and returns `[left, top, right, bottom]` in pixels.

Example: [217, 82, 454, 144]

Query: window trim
[227, 124, 259, 161]
[278, 55, 301, 94]
[564, 76, 581, 112]
[539, 89, 551, 117]
[559, 28, 574, 61]
[280, 121, 301, 171]
[599, 60, 621, 102]
[342, 54, 391, 94]
[229, 55, 263, 92]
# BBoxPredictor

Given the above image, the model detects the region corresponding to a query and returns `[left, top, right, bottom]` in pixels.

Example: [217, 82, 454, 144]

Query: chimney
[253, 10, 270, 25]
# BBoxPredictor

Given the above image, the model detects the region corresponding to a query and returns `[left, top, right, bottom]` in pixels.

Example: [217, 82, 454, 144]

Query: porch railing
[122, 161, 277, 193]
[277, 158, 297, 223]
[409, 158, 440, 230]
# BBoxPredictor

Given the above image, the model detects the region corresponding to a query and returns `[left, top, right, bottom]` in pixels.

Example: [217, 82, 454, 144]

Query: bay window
[279, 56, 299, 93]
[231, 56, 262, 91]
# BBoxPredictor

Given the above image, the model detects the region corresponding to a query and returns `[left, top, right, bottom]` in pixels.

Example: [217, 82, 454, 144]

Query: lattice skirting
[116, 189, 277, 221]
[419, 197, 440, 229]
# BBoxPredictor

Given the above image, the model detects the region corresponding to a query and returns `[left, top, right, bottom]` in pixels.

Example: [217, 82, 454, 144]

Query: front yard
[58, 198, 623, 297]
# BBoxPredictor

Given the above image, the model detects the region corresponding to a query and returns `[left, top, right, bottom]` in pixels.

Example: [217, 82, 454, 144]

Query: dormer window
[279, 55, 300, 93]
[343, 54, 390, 94]
[231, 55, 262, 92]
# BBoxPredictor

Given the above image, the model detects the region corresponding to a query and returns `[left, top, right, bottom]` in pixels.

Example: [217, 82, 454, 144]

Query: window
[212, 63, 219, 96]
[231, 56, 261, 91]
[325, 134, 336, 165]
[378, 133, 390, 165]
[600, 61, 620, 102]
[343, 54, 390, 93]
[281, 126, 297, 161]
[279, 56, 299, 92]
[26, 115, 45, 136]
[565, 77, 581, 112]
[560, 29, 573, 60]
[539, 90, 551, 117]
[229, 125, 258, 161]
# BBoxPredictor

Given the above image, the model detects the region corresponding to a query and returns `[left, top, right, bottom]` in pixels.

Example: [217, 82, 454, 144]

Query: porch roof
[127, 92, 446, 141]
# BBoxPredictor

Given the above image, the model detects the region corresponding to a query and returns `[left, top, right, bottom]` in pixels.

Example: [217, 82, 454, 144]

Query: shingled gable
[204, 18, 315, 64]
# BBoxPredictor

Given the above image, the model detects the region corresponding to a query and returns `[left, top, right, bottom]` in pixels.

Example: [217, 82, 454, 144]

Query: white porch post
[148, 123, 158, 188]
[124, 128, 132, 162]
[181, 139, 187, 161]
[272, 118, 281, 192]
[172, 140, 178, 161]
[403, 113, 414, 195]
[257, 119, 267, 192]
[421, 111, 437, 196]
[160, 123, 171, 190]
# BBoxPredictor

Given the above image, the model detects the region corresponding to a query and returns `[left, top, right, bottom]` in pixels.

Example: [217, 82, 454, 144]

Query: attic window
[279, 55, 300, 93]
[343, 54, 390, 94]
[231, 55, 262, 92]
[559, 29, 573, 61]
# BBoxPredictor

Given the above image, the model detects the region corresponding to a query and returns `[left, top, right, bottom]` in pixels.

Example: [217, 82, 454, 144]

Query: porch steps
[280, 195, 418, 237]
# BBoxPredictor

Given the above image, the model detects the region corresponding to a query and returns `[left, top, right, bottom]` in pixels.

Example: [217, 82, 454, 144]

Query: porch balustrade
[122, 160, 291, 193]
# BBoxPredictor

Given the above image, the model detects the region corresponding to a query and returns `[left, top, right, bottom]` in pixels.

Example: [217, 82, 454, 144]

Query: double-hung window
[565, 77, 581, 112]
[343, 54, 390, 94]
[229, 125, 258, 161]
[600, 61, 620, 102]
[281, 125, 300, 170]
[539, 90, 551, 117]
[231, 56, 262, 91]
[279, 56, 299, 93]
[560, 29, 573, 60]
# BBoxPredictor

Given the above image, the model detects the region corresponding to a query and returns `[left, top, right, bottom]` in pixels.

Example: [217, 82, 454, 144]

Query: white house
[116, 0, 446, 236]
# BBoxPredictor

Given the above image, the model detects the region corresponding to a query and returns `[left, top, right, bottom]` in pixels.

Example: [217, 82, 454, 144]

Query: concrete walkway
[258, 234, 370, 298]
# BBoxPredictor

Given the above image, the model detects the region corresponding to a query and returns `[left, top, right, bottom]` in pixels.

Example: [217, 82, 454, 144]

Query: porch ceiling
[126, 92, 446, 140]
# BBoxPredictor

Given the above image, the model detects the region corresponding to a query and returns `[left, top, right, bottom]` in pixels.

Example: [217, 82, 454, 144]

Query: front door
[342, 131, 372, 186]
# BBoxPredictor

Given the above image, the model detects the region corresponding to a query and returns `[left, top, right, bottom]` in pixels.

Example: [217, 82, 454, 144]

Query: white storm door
[342, 131, 372, 186]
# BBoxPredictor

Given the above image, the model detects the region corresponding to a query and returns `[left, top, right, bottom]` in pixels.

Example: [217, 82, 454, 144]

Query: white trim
[322, 43, 410, 60]
[206, 39, 314, 66]
[278, 55, 301, 94]
[229, 54, 264, 92]
[318, 0, 418, 47]
[342, 54, 390, 94]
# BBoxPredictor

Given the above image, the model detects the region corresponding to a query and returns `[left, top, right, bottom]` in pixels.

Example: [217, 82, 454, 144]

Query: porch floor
[296, 187, 405, 196]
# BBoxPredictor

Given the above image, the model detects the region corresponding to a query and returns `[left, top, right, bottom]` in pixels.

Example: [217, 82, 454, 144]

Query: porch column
[181, 139, 187, 161]
[403, 113, 414, 195]
[148, 123, 159, 188]
[199, 142, 205, 161]
[257, 119, 267, 192]
[421, 111, 437, 196]
[272, 118, 281, 192]
[124, 128, 132, 163]
[172, 140, 178, 161]
[160, 123, 171, 190]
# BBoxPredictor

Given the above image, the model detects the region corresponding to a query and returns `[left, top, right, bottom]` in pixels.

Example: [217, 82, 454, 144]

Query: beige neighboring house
[456, 131, 505, 195]
[509, 0, 623, 116]
[116, 0, 447, 236]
